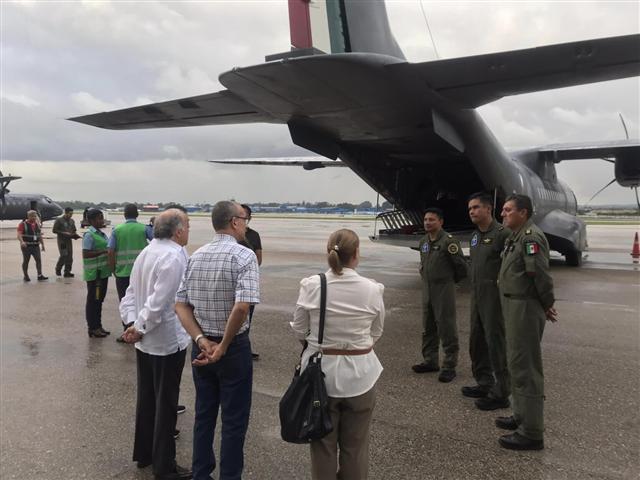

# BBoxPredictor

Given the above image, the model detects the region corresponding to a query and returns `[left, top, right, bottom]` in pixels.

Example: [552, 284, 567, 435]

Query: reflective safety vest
[113, 221, 148, 278]
[83, 229, 110, 281]
[20, 220, 41, 245]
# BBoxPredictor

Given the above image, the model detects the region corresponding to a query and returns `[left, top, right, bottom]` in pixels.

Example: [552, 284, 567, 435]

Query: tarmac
[1, 217, 639, 479]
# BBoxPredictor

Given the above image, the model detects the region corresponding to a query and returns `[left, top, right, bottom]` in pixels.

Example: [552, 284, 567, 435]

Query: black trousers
[21, 244, 42, 277]
[116, 276, 131, 301]
[55, 238, 73, 274]
[85, 277, 108, 331]
[133, 347, 187, 476]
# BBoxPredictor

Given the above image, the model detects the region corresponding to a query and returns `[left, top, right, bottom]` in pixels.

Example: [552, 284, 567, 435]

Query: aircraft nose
[45, 202, 64, 218]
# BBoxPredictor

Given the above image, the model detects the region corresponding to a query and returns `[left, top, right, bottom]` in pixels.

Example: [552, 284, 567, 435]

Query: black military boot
[499, 432, 544, 450]
[475, 396, 510, 410]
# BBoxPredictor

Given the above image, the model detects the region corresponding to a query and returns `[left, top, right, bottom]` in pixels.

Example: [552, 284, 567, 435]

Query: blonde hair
[327, 229, 359, 275]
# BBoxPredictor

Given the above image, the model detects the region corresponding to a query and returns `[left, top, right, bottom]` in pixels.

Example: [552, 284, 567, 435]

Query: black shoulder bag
[279, 273, 333, 443]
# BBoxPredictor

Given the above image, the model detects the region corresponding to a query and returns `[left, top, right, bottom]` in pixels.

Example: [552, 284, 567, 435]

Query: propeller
[586, 113, 639, 211]
[0, 170, 23, 214]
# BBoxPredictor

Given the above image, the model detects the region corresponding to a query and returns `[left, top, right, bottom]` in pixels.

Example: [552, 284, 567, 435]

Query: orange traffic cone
[631, 232, 640, 264]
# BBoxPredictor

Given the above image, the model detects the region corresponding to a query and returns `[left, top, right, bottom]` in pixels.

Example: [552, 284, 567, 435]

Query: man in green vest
[108, 204, 152, 300]
[462, 192, 511, 411]
[109, 204, 152, 342]
[496, 194, 557, 451]
[83, 209, 111, 338]
[412, 207, 468, 383]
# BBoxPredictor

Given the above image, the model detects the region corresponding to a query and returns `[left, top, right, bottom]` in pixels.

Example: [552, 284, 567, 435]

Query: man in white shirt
[120, 209, 192, 480]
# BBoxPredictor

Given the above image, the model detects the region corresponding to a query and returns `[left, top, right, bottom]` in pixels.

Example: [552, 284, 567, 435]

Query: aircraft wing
[400, 34, 640, 108]
[68, 90, 280, 130]
[210, 157, 345, 170]
[535, 139, 640, 162]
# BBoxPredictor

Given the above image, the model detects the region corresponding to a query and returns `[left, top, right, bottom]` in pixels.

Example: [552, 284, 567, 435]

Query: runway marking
[577, 301, 639, 313]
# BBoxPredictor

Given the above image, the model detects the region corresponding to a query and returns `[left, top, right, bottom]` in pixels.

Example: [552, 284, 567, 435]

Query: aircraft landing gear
[565, 249, 583, 267]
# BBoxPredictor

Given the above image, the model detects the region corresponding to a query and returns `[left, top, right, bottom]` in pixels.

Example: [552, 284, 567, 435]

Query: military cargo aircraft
[0, 171, 63, 221]
[70, 0, 640, 266]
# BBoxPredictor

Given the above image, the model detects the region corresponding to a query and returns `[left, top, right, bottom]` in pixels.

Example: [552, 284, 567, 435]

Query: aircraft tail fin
[288, 0, 405, 59]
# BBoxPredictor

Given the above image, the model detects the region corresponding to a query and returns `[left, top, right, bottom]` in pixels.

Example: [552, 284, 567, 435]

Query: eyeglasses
[231, 215, 249, 223]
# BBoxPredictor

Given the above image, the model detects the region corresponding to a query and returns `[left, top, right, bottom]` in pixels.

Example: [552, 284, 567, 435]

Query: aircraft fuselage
[1, 193, 64, 221]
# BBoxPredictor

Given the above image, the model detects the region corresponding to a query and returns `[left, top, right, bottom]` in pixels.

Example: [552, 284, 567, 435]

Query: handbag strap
[318, 272, 327, 346]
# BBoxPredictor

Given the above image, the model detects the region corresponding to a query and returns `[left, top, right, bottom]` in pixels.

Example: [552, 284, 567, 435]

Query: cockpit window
[44, 196, 53, 203]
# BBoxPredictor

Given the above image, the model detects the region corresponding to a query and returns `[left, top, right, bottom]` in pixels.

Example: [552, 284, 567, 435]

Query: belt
[503, 293, 528, 299]
[201, 330, 249, 343]
[322, 347, 373, 356]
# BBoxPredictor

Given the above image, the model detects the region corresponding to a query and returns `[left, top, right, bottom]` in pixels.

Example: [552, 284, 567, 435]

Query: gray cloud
[1, 1, 638, 204]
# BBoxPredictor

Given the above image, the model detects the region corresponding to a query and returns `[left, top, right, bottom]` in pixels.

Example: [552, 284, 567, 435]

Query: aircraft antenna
[419, 0, 440, 59]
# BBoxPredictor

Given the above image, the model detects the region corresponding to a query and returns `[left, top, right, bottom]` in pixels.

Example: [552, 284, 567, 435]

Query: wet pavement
[1, 217, 639, 479]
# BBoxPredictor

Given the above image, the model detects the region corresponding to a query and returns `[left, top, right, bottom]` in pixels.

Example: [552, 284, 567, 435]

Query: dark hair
[164, 203, 187, 213]
[86, 208, 103, 221]
[424, 207, 444, 220]
[468, 192, 493, 207]
[327, 229, 359, 275]
[505, 194, 533, 219]
[64, 207, 74, 213]
[211, 201, 238, 231]
[154, 210, 185, 239]
[124, 203, 138, 219]
[241, 204, 252, 217]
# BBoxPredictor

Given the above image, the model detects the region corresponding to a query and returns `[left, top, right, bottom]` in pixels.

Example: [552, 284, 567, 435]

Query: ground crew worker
[83, 209, 111, 338]
[496, 194, 557, 451]
[108, 203, 151, 300]
[53, 207, 81, 277]
[17, 210, 47, 282]
[462, 192, 511, 411]
[109, 204, 151, 342]
[412, 207, 467, 383]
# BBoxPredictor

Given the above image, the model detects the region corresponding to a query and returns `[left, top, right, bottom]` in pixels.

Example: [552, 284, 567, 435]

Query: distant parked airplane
[0, 172, 63, 221]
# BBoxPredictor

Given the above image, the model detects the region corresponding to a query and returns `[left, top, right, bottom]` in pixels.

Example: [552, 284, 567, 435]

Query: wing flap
[209, 157, 345, 170]
[69, 90, 279, 130]
[399, 34, 640, 108]
[536, 140, 640, 162]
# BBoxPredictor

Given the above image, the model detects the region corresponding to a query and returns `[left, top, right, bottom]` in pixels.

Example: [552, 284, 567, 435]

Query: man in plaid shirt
[176, 200, 259, 480]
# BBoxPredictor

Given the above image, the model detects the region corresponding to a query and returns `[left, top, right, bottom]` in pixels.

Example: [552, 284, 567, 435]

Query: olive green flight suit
[419, 230, 468, 371]
[52, 216, 77, 275]
[469, 220, 511, 400]
[498, 219, 554, 441]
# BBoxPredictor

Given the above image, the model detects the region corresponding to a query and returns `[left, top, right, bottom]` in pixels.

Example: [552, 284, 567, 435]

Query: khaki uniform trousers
[502, 296, 546, 440]
[422, 281, 459, 370]
[310, 386, 376, 480]
[469, 283, 510, 399]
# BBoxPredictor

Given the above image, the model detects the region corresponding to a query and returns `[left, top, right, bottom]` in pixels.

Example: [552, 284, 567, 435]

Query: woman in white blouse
[291, 229, 385, 480]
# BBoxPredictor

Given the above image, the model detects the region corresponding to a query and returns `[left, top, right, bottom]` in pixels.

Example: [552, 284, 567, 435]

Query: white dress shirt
[120, 238, 190, 356]
[291, 268, 385, 398]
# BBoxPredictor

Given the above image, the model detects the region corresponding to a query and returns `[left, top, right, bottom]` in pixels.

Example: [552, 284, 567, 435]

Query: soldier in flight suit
[462, 192, 511, 411]
[53, 207, 81, 277]
[496, 194, 557, 451]
[412, 207, 468, 383]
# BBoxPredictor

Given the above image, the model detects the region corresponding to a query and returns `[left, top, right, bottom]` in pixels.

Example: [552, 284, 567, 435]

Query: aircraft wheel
[565, 249, 583, 267]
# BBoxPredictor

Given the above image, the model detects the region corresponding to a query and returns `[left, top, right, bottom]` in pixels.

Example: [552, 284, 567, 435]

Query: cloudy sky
[1, 1, 639, 205]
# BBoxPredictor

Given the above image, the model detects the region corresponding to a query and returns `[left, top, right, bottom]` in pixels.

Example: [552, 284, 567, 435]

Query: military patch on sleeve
[448, 243, 459, 254]
[421, 243, 430, 253]
[471, 233, 478, 247]
[525, 242, 539, 255]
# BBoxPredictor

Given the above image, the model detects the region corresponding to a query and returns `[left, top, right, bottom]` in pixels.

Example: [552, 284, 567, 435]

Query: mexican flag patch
[525, 242, 539, 255]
